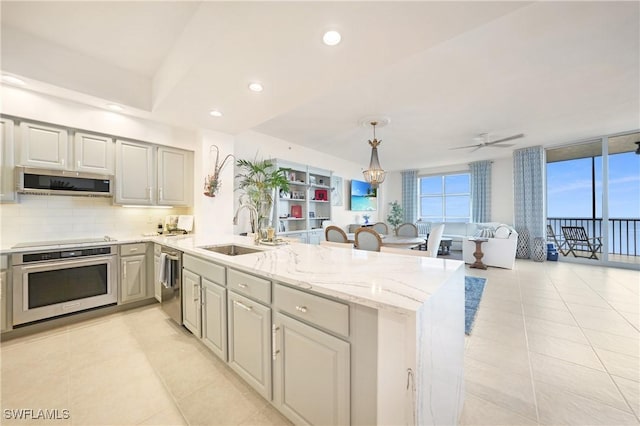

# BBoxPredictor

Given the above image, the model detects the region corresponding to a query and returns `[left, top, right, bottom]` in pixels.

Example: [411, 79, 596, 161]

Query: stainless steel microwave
[16, 167, 113, 197]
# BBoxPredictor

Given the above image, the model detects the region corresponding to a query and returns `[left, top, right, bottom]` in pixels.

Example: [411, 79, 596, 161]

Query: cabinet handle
[295, 305, 308, 313]
[234, 300, 252, 311]
[123, 266, 127, 280]
[159, 188, 163, 200]
[238, 283, 248, 289]
[61, 158, 65, 167]
[194, 284, 200, 302]
[272, 324, 280, 360]
[147, 187, 152, 200]
[129, 248, 138, 252]
[77, 160, 80, 168]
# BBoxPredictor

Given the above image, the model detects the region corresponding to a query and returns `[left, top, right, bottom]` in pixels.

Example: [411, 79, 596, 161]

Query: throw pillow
[478, 227, 494, 238]
[494, 225, 511, 239]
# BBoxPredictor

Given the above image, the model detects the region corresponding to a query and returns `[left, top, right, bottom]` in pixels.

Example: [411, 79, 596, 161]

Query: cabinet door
[182, 269, 202, 337]
[115, 140, 154, 205]
[228, 291, 272, 400]
[157, 147, 192, 206]
[154, 254, 161, 302]
[201, 279, 227, 361]
[1, 270, 7, 331]
[0, 118, 15, 202]
[120, 254, 147, 303]
[75, 132, 114, 174]
[308, 230, 323, 245]
[19, 122, 68, 169]
[273, 312, 350, 425]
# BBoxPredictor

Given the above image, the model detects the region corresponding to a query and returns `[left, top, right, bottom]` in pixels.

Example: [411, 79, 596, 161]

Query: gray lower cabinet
[153, 244, 161, 302]
[182, 268, 202, 337]
[201, 278, 227, 360]
[227, 291, 272, 400]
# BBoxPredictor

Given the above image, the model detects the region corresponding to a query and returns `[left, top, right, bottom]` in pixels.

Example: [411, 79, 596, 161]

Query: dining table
[346, 233, 424, 249]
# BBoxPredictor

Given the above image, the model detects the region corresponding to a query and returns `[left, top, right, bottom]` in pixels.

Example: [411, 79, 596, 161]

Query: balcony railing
[547, 217, 639, 257]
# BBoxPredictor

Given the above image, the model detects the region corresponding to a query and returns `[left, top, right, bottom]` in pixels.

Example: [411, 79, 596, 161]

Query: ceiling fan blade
[469, 146, 483, 153]
[449, 144, 481, 150]
[490, 143, 515, 148]
[487, 133, 524, 145]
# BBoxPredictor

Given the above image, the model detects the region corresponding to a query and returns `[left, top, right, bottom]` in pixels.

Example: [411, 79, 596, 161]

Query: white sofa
[462, 223, 518, 269]
[417, 221, 518, 269]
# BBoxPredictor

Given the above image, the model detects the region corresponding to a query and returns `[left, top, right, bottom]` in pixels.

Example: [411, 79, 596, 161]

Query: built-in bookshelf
[273, 160, 332, 244]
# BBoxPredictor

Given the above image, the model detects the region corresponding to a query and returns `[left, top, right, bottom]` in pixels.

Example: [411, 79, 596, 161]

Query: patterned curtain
[469, 160, 492, 223]
[401, 170, 418, 223]
[513, 146, 545, 259]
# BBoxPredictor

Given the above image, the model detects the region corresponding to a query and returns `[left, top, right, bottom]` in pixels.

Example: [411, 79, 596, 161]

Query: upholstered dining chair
[371, 222, 388, 234]
[320, 240, 354, 249]
[397, 223, 419, 237]
[354, 228, 382, 252]
[424, 224, 445, 258]
[325, 225, 349, 243]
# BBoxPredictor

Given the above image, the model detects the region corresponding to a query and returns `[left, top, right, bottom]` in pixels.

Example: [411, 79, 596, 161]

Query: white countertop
[2, 233, 464, 315]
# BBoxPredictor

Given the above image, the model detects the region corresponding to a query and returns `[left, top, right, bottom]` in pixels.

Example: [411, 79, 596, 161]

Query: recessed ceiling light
[209, 110, 223, 117]
[248, 82, 263, 92]
[322, 30, 341, 46]
[1, 75, 26, 86]
[106, 103, 124, 111]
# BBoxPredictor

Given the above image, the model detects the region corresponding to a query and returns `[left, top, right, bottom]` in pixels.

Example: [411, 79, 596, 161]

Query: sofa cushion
[494, 225, 511, 239]
[474, 227, 495, 238]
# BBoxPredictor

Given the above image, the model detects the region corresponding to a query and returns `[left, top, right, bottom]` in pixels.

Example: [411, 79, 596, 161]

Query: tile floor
[1, 259, 638, 425]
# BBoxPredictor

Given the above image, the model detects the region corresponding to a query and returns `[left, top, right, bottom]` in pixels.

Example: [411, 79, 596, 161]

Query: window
[419, 173, 470, 222]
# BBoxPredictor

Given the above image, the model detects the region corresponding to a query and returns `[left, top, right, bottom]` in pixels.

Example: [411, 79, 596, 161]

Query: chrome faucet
[233, 201, 260, 236]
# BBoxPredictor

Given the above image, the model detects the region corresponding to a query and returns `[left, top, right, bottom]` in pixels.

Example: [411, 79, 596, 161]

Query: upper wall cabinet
[74, 132, 114, 174]
[115, 140, 155, 205]
[19, 122, 68, 170]
[0, 118, 16, 202]
[157, 147, 193, 206]
[115, 140, 193, 207]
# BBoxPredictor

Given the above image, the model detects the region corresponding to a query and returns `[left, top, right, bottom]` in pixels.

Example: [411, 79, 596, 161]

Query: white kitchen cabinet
[273, 311, 350, 425]
[0, 118, 16, 202]
[74, 132, 114, 174]
[0, 269, 8, 332]
[120, 254, 147, 304]
[157, 147, 192, 206]
[201, 278, 227, 360]
[182, 268, 202, 337]
[115, 139, 154, 205]
[227, 291, 272, 400]
[153, 245, 161, 302]
[19, 121, 68, 170]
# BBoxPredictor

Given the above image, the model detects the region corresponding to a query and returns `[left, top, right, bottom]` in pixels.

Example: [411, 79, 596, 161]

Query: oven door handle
[164, 253, 180, 261]
[15, 255, 116, 271]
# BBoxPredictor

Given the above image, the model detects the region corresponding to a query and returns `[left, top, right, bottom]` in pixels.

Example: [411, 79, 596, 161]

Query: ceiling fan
[450, 133, 525, 153]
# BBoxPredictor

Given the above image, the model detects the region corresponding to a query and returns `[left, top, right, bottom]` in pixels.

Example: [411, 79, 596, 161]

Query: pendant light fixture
[362, 121, 386, 188]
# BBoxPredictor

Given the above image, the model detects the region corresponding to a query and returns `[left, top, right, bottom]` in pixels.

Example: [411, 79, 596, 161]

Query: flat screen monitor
[350, 179, 377, 211]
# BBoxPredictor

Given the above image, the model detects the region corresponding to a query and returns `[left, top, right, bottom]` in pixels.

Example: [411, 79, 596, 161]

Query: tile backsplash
[0, 195, 191, 248]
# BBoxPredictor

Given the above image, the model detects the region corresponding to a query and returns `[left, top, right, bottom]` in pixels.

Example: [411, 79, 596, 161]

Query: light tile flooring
[1, 259, 638, 425]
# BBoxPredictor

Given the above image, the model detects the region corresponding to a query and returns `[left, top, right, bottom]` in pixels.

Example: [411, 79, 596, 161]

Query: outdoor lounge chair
[561, 226, 602, 260]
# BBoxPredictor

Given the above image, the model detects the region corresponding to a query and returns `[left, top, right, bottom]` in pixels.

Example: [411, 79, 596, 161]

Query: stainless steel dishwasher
[160, 247, 182, 324]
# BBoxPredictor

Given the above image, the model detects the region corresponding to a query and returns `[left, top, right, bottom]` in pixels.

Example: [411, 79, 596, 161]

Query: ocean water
[351, 195, 377, 211]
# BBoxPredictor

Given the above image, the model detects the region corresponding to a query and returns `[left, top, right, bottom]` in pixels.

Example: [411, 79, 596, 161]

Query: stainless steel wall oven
[12, 245, 117, 325]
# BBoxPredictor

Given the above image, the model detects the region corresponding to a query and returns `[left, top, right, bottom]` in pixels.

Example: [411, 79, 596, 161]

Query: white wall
[381, 158, 515, 225]
[234, 131, 381, 231]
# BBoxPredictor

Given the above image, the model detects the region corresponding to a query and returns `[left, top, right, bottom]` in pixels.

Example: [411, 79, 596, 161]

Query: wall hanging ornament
[204, 145, 234, 197]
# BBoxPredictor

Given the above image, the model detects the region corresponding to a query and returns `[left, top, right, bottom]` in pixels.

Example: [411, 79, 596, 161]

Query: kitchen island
[1, 234, 465, 425]
[161, 235, 466, 426]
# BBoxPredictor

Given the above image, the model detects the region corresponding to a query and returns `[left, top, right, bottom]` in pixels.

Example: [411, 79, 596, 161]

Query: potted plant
[387, 201, 404, 235]
[235, 158, 290, 239]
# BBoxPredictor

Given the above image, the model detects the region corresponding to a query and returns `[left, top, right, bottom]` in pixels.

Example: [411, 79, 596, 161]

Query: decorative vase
[532, 237, 546, 262]
[516, 227, 530, 259]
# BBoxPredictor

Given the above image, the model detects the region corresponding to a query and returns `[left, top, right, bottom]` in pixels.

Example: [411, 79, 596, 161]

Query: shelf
[279, 198, 305, 201]
[309, 184, 330, 189]
[309, 217, 330, 220]
[278, 217, 305, 221]
[287, 180, 307, 186]
[309, 200, 329, 203]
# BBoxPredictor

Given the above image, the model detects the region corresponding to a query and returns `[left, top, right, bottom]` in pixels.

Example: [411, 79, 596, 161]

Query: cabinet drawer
[120, 243, 146, 256]
[274, 284, 349, 337]
[184, 254, 225, 285]
[227, 269, 270, 304]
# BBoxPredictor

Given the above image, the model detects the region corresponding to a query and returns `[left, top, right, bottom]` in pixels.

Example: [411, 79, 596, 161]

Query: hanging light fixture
[362, 121, 386, 188]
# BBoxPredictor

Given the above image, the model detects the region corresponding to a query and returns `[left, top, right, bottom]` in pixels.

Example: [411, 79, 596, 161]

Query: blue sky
[547, 152, 640, 218]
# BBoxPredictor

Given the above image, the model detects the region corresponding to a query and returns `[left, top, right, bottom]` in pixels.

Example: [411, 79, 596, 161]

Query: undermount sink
[199, 244, 263, 256]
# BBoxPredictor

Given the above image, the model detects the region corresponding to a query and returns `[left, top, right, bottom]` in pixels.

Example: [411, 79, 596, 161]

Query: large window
[419, 173, 470, 222]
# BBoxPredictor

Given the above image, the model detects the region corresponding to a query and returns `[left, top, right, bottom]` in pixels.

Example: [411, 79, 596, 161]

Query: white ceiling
[2, 1, 638, 171]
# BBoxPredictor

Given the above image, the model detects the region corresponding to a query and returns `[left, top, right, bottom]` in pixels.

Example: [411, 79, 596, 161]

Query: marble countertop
[2, 233, 464, 314]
